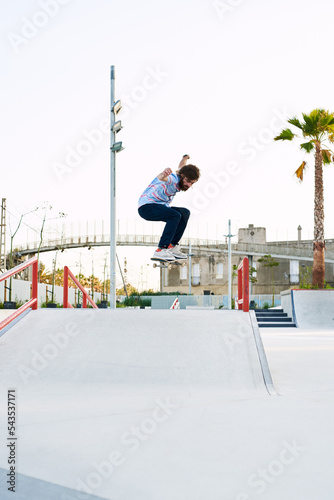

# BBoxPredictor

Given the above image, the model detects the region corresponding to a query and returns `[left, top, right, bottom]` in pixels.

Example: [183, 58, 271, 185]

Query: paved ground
[0, 310, 333, 499]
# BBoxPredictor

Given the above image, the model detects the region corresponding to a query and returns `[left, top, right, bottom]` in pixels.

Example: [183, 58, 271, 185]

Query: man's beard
[178, 177, 189, 191]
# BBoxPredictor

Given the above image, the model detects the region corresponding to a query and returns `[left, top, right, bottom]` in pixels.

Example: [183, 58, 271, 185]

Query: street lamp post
[224, 220, 235, 310]
[188, 241, 194, 295]
[110, 66, 123, 309]
[110, 67, 116, 309]
[228, 220, 232, 309]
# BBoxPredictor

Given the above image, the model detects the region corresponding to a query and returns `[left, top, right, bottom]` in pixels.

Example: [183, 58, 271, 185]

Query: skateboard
[151, 257, 186, 269]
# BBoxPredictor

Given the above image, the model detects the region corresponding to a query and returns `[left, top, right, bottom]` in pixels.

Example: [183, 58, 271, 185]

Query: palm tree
[274, 109, 334, 289]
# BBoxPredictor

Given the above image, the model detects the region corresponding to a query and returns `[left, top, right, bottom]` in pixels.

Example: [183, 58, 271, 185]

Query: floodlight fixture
[112, 120, 123, 133]
[112, 100, 122, 114]
[111, 141, 124, 153]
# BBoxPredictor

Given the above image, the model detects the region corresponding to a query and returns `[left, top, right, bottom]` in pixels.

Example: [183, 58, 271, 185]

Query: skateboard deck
[151, 257, 186, 269]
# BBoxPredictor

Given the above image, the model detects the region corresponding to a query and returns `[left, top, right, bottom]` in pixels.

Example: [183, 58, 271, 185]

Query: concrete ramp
[283, 289, 334, 329]
[0, 309, 267, 393]
[0, 309, 273, 500]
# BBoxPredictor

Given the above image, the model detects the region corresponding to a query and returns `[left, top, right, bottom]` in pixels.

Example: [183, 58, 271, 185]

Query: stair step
[255, 309, 284, 312]
[255, 309, 296, 328]
[259, 322, 296, 328]
[254, 309, 283, 312]
[257, 317, 293, 322]
[256, 312, 288, 318]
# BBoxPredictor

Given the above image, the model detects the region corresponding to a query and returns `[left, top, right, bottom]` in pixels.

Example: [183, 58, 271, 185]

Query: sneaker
[152, 249, 176, 261]
[168, 244, 188, 260]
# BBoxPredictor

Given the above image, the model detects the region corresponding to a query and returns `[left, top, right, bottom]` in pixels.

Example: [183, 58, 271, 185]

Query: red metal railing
[63, 266, 98, 309]
[237, 257, 249, 312]
[0, 256, 38, 330]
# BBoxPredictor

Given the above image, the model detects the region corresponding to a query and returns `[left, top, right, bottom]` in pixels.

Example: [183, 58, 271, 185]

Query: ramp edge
[249, 310, 278, 396]
[290, 289, 299, 328]
[0, 308, 32, 338]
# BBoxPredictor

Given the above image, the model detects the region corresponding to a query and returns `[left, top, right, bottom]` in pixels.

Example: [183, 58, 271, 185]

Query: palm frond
[319, 111, 334, 129]
[302, 113, 317, 136]
[300, 141, 314, 153]
[328, 133, 334, 144]
[274, 128, 295, 141]
[294, 161, 307, 182]
[321, 149, 332, 164]
[310, 108, 325, 119]
[288, 117, 303, 130]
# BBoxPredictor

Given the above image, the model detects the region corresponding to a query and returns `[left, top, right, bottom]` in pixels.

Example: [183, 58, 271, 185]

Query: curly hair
[177, 164, 201, 181]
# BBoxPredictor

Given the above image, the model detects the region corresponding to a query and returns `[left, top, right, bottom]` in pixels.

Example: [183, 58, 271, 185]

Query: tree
[8, 205, 39, 300]
[54, 268, 65, 286]
[89, 275, 103, 293]
[232, 265, 238, 304]
[38, 263, 52, 284]
[37, 203, 66, 282]
[116, 283, 139, 296]
[249, 266, 258, 285]
[274, 109, 334, 289]
[76, 273, 90, 289]
[258, 254, 279, 307]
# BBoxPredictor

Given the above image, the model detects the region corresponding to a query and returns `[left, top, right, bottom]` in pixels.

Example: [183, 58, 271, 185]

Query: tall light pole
[224, 220, 235, 310]
[110, 66, 123, 309]
[228, 220, 232, 309]
[0, 198, 6, 273]
[188, 241, 194, 295]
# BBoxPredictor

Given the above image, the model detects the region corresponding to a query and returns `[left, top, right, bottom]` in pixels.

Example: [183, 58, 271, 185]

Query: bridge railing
[18, 234, 334, 261]
[0, 256, 38, 331]
[63, 266, 98, 309]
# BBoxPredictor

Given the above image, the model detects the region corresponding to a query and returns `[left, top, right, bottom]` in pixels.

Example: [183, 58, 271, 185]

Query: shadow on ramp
[0, 467, 106, 500]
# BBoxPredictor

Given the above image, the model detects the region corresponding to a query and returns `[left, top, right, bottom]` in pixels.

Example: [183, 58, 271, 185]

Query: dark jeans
[138, 204, 190, 248]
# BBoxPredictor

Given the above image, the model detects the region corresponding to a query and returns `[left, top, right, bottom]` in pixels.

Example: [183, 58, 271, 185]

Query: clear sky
[2, 0, 334, 290]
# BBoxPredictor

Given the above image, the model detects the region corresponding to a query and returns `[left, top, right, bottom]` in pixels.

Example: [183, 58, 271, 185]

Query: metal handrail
[237, 257, 249, 312]
[0, 256, 38, 330]
[63, 266, 98, 309]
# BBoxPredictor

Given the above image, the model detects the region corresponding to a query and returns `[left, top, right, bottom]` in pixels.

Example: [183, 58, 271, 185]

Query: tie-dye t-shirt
[138, 173, 180, 208]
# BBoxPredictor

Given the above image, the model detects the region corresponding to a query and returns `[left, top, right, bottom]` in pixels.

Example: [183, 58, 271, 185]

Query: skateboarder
[138, 155, 200, 261]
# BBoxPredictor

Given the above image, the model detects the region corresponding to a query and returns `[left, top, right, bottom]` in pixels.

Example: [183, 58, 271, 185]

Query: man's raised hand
[157, 167, 173, 181]
[178, 154, 190, 169]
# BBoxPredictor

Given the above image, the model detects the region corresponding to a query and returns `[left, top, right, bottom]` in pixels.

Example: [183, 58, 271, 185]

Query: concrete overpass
[16, 233, 334, 263]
